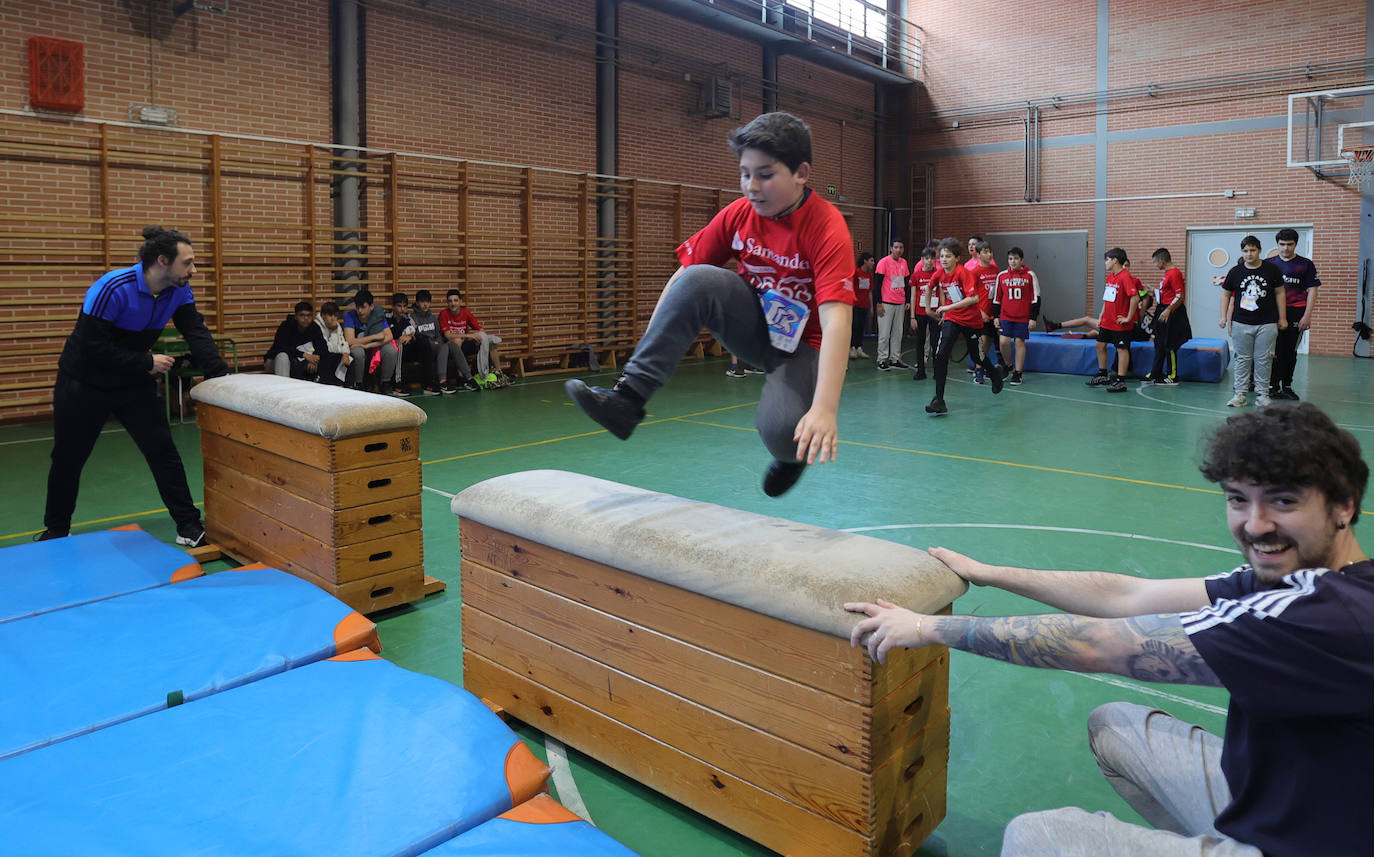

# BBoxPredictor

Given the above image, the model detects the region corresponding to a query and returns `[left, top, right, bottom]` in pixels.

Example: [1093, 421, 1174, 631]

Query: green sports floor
[3, 349, 1371, 856]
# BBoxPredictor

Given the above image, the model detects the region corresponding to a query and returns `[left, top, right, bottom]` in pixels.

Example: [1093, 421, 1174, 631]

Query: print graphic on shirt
[1239, 274, 1268, 313]
[733, 230, 815, 304]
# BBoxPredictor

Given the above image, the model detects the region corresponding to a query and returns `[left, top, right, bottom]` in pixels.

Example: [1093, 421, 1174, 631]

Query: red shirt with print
[1156, 267, 1184, 307]
[439, 307, 482, 337]
[995, 267, 1037, 322]
[1098, 270, 1138, 332]
[854, 266, 873, 307]
[972, 262, 999, 320]
[911, 264, 938, 317]
[676, 192, 857, 350]
[936, 266, 982, 328]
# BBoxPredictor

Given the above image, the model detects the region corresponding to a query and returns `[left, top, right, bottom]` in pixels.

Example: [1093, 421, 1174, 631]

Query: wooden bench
[190, 375, 444, 613]
[453, 470, 968, 857]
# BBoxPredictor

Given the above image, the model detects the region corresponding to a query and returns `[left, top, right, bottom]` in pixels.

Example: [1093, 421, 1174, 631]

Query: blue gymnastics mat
[420, 794, 640, 857]
[0, 525, 202, 624]
[0, 566, 378, 760]
[0, 653, 550, 857]
[1020, 333, 1229, 382]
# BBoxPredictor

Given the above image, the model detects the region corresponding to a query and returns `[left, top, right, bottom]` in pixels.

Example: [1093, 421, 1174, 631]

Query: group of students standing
[263, 288, 509, 395]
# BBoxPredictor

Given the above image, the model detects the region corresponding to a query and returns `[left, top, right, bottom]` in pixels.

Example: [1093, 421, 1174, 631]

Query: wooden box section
[459, 520, 952, 857]
[197, 403, 442, 613]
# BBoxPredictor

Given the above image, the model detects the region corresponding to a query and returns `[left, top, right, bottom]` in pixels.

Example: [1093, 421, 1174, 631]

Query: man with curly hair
[847, 402, 1370, 856]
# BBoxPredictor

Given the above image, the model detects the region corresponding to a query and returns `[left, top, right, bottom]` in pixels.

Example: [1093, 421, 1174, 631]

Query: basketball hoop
[1341, 145, 1374, 187]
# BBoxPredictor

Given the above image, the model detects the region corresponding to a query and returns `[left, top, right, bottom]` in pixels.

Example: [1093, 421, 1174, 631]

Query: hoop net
[1341, 145, 1374, 187]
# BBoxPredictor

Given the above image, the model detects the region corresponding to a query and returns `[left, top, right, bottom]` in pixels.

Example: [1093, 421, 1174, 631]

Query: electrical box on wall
[28, 37, 84, 113]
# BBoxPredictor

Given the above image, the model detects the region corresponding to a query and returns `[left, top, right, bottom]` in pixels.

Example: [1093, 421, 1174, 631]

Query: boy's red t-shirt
[677, 192, 857, 350]
[854, 266, 873, 306]
[972, 262, 999, 320]
[911, 264, 938, 316]
[936, 266, 982, 328]
[439, 307, 482, 336]
[1098, 270, 1138, 332]
[995, 267, 1037, 322]
[1157, 267, 1184, 307]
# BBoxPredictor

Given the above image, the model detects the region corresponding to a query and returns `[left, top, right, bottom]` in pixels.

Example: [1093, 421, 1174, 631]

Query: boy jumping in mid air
[565, 112, 857, 497]
[992, 247, 1040, 386]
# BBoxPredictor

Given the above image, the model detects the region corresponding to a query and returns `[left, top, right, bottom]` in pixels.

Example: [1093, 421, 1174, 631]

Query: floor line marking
[840, 522, 1238, 554]
[1069, 672, 1228, 716]
[422, 485, 456, 499]
[545, 736, 594, 825]
[672, 418, 1223, 496]
[0, 427, 126, 446]
[0, 502, 204, 544]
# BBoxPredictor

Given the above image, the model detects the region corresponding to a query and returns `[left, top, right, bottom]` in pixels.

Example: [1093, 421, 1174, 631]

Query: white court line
[422, 485, 456, 499]
[842, 521, 1236, 716]
[0, 426, 125, 446]
[545, 736, 595, 824]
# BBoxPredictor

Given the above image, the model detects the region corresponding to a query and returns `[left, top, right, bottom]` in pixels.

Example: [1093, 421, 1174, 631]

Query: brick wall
[904, 0, 1368, 355]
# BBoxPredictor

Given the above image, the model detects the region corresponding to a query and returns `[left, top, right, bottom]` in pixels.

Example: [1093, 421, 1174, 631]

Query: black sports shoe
[1085, 372, 1109, 387]
[34, 528, 68, 542]
[890, 359, 912, 370]
[176, 527, 208, 548]
[990, 365, 1005, 394]
[762, 459, 806, 497]
[924, 398, 948, 415]
[462, 378, 481, 392]
[1279, 387, 1300, 401]
[877, 360, 892, 371]
[565, 379, 645, 440]
[1009, 371, 1023, 386]
[1107, 378, 1127, 393]
[911, 370, 927, 381]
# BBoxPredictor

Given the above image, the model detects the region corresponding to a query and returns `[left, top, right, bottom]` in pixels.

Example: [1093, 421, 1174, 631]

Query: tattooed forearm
[926, 613, 1222, 686]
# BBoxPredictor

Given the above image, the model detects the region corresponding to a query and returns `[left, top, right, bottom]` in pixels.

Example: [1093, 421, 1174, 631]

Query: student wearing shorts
[992, 247, 1040, 386]
[1086, 248, 1140, 394]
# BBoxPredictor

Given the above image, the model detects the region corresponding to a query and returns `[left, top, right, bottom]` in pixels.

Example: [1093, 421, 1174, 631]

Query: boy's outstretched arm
[793, 299, 851, 465]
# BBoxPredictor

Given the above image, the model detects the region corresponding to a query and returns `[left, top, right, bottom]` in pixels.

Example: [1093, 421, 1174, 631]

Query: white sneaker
[855, 348, 869, 358]
[1226, 393, 1247, 408]
[848, 347, 859, 359]
[1256, 394, 1273, 407]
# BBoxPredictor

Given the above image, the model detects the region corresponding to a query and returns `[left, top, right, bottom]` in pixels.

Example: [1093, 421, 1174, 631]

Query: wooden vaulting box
[453, 471, 968, 857]
[190, 375, 443, 613]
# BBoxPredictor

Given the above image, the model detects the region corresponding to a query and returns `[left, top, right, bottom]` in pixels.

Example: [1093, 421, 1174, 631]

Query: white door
[1185, 226, 1314, 347]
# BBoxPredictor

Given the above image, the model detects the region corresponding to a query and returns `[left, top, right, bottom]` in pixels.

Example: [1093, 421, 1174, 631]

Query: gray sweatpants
[1229, 321, 1277, 396]
[875, 301, 905, 363]
[619, 265, 819, 464]
[349, 344, 398, 385]
[1000, 703, 1261, 857]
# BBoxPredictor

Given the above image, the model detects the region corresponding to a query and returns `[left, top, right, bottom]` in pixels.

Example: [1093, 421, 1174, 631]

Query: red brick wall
[905, 0, 1368, 354]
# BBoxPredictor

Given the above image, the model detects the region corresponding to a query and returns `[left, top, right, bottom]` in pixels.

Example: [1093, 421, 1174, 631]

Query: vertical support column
[387, 152, 400, 295]
[98, 124, 112, 270]
[522, 166, 535, 374]
[596, 0, 620, 350]
[209, 135, 225, 334]
[305, 144, 318, 304]
[762, 45, 778, 114]
[1094, 0, 1109, 300]
[1359, 0, 1374, 357]
[578, 174, 590, 347]
[332, 0, 363, 298]
[458, 161, 469, 293]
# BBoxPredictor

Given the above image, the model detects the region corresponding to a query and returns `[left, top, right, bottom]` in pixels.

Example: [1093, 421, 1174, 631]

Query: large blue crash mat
[1020, 333, 1229, 382]
[420, 794, 641, 857]
[0, 653, 551, 857]
[0, 566, 379, 760]
[0, 525, 202, 624]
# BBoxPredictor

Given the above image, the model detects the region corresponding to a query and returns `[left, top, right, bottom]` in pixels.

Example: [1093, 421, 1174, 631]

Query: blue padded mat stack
[0, 525, 202, 623]
[0, 566, 378, 760]
[1020, 333, 1229, 382]
[420, 794, 640, 857]
[0, 654, 550, 857]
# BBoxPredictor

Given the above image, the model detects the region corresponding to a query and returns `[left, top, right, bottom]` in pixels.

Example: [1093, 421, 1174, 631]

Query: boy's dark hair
[968, 234, 984, 243]
[1104, 247, 1128, 265]
[320, 301, 340, 317]
[293, 301, 313, 314]
[1240, 235, 1261, 251]
[1201, 402, 1368, 525]
[890, 237, 905, 248]
[1008, 246, 1024, 259]
[937, 237, 962, 256]
[390, 292, 408, 305]
[727, 112, 812, 173]
[445, 288, 462, 299]
[858, 252, 875, 266]
[354, 289, 375, 307]
[139, 226, 191, 267]
[1276, 228, 1299, 243]
[920, 247, 937, 260]
[975, 241, 991, 255]
[1152, 247, 1172, 263]
[414, 289, 432, 303]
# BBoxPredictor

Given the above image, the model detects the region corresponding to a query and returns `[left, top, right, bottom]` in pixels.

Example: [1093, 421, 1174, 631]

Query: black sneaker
[1085, 372, 1109, 387]
[877, 360, 891, 371]
[990, 366, 1005, 394]
[422, 385, 442, 396]
[890, 359, 912, 370]
[911, 370, 927, 381]
[565, 379, 645, 440]
[440, 383, 458, 394]
[1043, 318, 1063, 332]
[761, 459, 806, 497]
[725, 366, 746, 378]
[461, 378, 481, 392]
[34, 528, 68, 542]
[1107, 378, 1127, 393]
[176, 528, 208, 548]
[1279, 387, 1300, 400]
[389, 384, 411, 397]
[1009, 371, 1023, 385]
[924, 398, 948, 415]
[742, 365, 764, 375]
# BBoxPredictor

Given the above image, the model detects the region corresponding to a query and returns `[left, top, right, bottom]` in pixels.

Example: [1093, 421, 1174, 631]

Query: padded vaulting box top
[190, 374, 426, 438]
[453, 470, 967, 638]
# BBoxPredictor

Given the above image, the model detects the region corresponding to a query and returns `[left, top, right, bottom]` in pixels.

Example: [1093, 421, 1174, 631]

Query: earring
[1337, 521, 1349, 530]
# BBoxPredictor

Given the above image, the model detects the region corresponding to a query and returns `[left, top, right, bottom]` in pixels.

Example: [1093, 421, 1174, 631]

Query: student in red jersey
[925, 238, 1004, 414]
[992, 247, 1041, 386]
[850, 252, 876, 360]
[1086, 248, 1140, 393]
[908, 246, 940, 380]
[565, 112, 857, 498]
[969, 241, 1004, 383]
[874, 239, 912, 371]
[1146, 248, 1192, 386]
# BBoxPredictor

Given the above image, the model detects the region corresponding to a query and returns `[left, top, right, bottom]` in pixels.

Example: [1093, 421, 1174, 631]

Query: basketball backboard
[1286, 84, 1374, 179]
